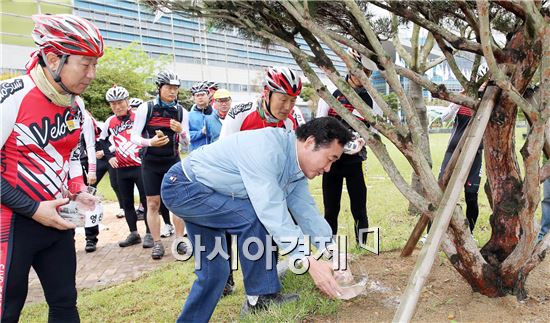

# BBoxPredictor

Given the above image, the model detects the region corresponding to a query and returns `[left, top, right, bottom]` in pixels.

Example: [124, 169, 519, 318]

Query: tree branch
[393, 65, 479, 108]
[457, 0, 480, 38]
[494, 0, 526, 20]
[280, 1, 406, 140]
[370, 0, 496, 57]
[423, 55, 448, 71]
[419, 31, 436, 71]
[391, 15, 412, 66]
[433, 33, 470, 89]
[476, 0, 537, 117]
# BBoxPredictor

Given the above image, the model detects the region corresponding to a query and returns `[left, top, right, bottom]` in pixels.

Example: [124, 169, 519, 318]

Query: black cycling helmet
[156, 70, 180, 87]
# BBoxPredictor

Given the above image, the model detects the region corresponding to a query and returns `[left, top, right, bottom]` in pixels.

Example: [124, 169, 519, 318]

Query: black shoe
[151, 242, 165, 260]
[241, 292, 299, 316]
[142, 233, 154, 248]
[119, 232, 141, 248]
[222, 273, 236, 297]
[85, 240, 97, 253]
[176, 240, 188, 255]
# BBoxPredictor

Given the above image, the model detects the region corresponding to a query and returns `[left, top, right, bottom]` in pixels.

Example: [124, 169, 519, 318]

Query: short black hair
[38, 53, 68, 67]
[296, 117, 353, 149]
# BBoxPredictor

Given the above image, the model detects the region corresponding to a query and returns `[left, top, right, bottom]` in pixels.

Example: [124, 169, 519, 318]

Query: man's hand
[32, 198, 76, 230]
[108, 157, 119, 168]
[87, 171, 97, 185]
[170, 119, 183, 133]
[150, 134, 169, 147]
[343, 137, 366, 155]
[96, 150, 105, 159]
[306, 256, 343, 298]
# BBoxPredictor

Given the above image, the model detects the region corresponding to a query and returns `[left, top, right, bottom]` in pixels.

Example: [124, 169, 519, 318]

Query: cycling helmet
[347, 48, 362, 64]
[347, 47, 378, 71]
[27, 14, 104, 94]
[105, 85, 129, 102]
[32, 14, 104, 57]
[191, 81, 209, 95]
[129, 97, 144, 108]
[264, 66, 302, 97]
[206, 81, 219, 90]
[213, 89, 231, 100]
[156, 70, 180, 87]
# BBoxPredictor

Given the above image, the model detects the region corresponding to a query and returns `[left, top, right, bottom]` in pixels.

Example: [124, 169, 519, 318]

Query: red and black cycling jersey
[131, 99, 189, 161]
[458, 106, 473, 117]
[219, 98, 304, 138]
[1, 75, 87, 206]
[102, 111, 142, 168]
[327, 88, 373, 124]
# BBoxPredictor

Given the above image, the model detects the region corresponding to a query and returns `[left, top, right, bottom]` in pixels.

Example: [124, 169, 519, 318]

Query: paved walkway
[26, 202, 178, 304]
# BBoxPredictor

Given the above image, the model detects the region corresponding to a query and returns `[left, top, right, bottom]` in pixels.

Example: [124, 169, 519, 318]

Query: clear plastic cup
[333, 252, 369, 300]
[58, 184, 102, 227]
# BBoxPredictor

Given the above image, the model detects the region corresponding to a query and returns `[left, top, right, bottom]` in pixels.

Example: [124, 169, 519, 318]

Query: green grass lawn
[21, 130, 539, 322]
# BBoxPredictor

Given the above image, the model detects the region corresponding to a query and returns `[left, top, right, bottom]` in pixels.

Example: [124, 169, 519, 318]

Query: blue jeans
[161, 161, 280, 323]
[539, 178, 550, 241]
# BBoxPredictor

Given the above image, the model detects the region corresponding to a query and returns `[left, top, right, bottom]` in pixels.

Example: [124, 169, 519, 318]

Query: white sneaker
[160, 224, 175, 238]
[419, 234, 428, 245]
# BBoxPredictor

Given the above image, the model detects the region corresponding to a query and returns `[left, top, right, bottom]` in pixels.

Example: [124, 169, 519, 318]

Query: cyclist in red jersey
[220, 66, 304, 138]
[0, 14, 103, 322]
[103, 86, 152, 249]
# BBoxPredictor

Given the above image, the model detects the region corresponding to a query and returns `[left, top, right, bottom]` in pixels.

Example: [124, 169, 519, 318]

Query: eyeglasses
[216, 98, 231, 103]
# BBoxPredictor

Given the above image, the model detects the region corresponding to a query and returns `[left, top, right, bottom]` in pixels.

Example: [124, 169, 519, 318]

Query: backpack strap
[177, 104, 184, 123]
[146, 100, 154, 123]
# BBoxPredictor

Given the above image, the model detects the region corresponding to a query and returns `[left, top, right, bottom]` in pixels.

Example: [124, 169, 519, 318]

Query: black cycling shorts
[141, 157, 179, 196]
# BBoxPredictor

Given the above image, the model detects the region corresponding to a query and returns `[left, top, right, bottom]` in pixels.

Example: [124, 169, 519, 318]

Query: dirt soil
[313, 251, 550, 322]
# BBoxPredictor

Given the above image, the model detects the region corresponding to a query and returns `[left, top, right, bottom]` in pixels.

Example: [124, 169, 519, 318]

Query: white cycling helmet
[129, 97, 143, 108]
[263, 66, 302, 97]
[105, 85, 129, 102]
[347, 47, 378, 71]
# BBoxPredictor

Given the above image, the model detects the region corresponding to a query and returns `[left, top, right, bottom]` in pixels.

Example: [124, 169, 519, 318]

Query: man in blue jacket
[161, 117, 352, 322]
[188, 81, 213, 151]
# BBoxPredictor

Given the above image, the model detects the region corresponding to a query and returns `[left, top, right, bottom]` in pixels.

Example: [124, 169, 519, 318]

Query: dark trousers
[438, 114, 482, 232]
[322, 161, 369, 243]
[1, 216, 79, 323]
[117, 166, 149, 233]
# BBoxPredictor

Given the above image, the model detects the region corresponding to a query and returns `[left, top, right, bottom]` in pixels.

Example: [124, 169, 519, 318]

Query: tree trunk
[449, 25, 543, 297]
[408, 82, 432, 215]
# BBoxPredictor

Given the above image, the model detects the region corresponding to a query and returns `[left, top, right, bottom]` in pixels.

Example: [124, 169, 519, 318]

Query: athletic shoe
[240, 293, 299, 316]
[222, 273, 236, 297]
[143, 233, 154, 248]
[160, 224, 175, 238]
[176, 240, 188, 255]
[85, 240, 97, 253]
[151, 242, 165, 260]
[119, 232, 141, 247]
[116, 208, 125, 219]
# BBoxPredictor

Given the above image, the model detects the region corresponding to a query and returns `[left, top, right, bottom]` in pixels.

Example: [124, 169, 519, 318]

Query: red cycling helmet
[32, 14, 104, 57]
[27, 14, 104, 95]
[264, 66, 302, 97]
